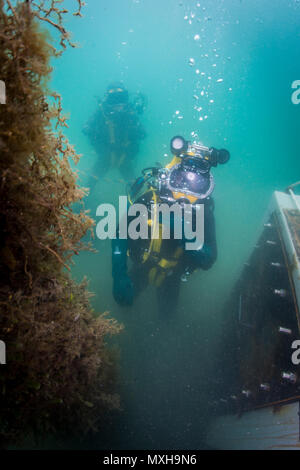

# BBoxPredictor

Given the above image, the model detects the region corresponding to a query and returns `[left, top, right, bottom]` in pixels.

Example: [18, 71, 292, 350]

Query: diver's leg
[156, 270, 181, 315]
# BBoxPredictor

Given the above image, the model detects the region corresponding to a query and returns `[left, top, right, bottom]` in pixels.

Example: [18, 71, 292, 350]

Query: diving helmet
[159, 136, 230, 203]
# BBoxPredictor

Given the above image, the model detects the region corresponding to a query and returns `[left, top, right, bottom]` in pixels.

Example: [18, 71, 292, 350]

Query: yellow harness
[131, 187, 183, 287]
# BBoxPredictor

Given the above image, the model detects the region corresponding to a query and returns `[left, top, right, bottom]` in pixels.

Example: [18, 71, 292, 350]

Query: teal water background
[50, 0, 300, 449]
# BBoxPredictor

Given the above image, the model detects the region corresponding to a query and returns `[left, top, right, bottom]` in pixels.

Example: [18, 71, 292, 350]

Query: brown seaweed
[0, 0, 123, 446]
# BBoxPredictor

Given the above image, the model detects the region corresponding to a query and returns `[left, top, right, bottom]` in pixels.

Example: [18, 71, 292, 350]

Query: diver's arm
[127, 107, 146, 141]
[111, 220, 134, 306]
[112, 236, 128, 279]
[82, 108, 106, 144]
[183, 199, 217, 271]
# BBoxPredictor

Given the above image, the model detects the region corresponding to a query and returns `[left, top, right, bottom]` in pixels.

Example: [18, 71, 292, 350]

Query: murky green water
[50, 0, 300, 449]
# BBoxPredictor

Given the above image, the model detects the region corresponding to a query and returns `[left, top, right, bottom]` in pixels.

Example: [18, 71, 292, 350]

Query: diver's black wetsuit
[111, 191, 217, 314]
[83, 102, 145, 182]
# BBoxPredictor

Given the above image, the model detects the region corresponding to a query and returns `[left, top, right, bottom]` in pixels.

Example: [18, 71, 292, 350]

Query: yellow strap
[165, 156, 181, 169]
[158, 258, 177, 269]
[148, 266, 166, 287]
[165, 152, 195, 169]
[142, 191, 185, 266]
[149, 257, 182, 287]
[142, 188, 159, 263]
[172, 191, 198, 204]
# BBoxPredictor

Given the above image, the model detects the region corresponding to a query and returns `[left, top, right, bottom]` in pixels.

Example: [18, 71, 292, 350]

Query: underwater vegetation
[0, 0, 122, 446]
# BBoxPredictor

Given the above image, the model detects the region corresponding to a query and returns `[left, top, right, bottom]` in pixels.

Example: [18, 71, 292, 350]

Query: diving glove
[113, 274, 134, 306]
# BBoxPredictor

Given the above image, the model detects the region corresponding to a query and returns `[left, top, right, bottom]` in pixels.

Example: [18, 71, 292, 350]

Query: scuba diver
[83, 82, 146, 186]
[111, 135, 230, 314]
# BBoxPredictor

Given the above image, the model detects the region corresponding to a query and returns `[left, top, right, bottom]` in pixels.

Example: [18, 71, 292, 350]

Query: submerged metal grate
[284, 209, 300, 261]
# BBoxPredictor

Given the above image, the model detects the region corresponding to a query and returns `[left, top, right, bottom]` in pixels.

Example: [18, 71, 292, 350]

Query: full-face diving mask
[157, 136, 230, 203]
[128, 136, 230, 205]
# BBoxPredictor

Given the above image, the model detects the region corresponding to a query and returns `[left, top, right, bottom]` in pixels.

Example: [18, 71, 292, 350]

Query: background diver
[83, 82, 146, 188]
[111, 135, 230, 314]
